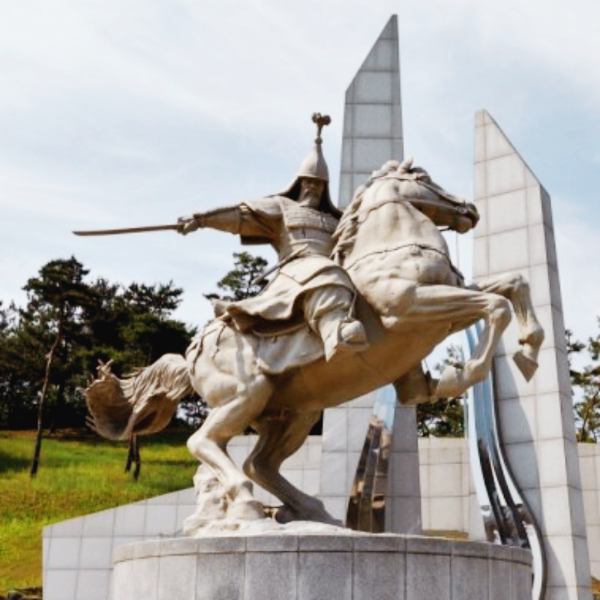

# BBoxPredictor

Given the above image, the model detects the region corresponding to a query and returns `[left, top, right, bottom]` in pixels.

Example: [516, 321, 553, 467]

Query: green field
[0, 428, 197, 595]
[3, 430, 598, 599]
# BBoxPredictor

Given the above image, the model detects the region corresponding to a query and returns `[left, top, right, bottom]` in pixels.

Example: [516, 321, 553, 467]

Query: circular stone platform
[112, 534, 532, 600]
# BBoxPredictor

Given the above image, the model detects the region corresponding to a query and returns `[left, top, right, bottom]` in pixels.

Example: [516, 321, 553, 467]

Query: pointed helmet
[296, 136, 329, 181]
[275, 113, 342, 219]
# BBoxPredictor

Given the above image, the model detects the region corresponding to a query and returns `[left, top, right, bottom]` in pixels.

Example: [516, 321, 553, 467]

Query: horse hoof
[434, 365, 464, 398]
[274, 504, 298, 524]
[274, 503, 343, 526]
[513, 351, 538, 382]
[227, 499, 266, 521]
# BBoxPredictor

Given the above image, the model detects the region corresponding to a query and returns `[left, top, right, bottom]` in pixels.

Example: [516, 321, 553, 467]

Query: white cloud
[554, 196, 600, 341]
[0, 0, 598, 347]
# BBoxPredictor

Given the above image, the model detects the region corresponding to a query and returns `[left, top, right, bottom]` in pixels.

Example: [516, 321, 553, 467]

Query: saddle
[188, 316, 325, 376]
[191, 294, 326, 375]
[254, 324, 325, 374]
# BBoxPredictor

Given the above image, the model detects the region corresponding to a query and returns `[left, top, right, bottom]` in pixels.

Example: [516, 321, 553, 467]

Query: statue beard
[299, 190, 321, 208]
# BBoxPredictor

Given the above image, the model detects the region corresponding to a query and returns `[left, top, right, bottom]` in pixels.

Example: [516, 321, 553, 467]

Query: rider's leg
[244, 410, 339, 524]
[304, 286, 368, 362]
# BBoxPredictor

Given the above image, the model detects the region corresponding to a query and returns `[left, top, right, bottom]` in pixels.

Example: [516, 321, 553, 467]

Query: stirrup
[339, 320, 368, 345]
[324, 320, 369, 362]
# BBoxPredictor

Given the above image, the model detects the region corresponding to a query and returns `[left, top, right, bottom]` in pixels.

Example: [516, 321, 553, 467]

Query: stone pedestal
[113, 534, 532, 600]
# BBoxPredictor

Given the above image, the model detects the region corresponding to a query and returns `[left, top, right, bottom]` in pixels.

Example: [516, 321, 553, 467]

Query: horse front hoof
[434, 365, 465, 398]
[513, 350, 538, 382]
[273, 504, 298, 524]
[274, 502, 342, 526]
[227, 499, 266, 521]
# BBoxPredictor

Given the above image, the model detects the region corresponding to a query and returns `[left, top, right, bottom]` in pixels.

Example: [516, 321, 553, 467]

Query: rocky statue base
[112, 534, 532, 600]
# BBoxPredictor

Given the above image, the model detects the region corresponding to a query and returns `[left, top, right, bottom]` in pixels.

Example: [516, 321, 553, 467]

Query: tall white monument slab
[320, 15, 421, 535]
[471, 109, 591, 599]
[338, 15, 403, 210]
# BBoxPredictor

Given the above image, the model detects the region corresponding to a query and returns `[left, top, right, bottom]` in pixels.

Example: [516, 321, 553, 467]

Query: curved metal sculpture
[347, 324, 547, 599]
[346, 386, 396, 532]
[465, 324, 547, 600]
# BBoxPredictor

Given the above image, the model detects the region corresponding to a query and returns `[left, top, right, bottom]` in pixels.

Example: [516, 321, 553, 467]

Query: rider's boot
[316, 310, 369, 362]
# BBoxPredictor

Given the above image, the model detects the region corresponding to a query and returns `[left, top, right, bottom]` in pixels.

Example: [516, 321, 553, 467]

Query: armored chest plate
[280, 198, 339, 234]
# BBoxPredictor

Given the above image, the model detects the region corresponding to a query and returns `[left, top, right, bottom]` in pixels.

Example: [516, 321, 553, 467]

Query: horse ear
[399, 156, 413, 172]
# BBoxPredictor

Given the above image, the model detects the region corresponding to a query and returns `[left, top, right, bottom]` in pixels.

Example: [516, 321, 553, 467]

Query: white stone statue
[178, 113, 368, 365]
[85, 115, 544, 534]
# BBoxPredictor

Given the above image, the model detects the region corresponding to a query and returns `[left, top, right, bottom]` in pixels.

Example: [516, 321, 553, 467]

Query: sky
[2, 0, 599, 351]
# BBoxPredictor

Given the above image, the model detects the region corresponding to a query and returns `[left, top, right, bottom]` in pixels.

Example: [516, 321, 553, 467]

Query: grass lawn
[0, 428, 197, 595]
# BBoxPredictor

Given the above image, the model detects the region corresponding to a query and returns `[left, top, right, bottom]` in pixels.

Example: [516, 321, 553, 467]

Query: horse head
[391, 157, 479, 233]
[332, 158, 479, 266]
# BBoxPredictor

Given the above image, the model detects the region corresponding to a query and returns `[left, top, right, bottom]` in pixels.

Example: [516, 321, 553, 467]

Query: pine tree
[23, 257, 93, 476]
[417, 344, 465, 437]
[205, 252, 268, 301]
[568, 326, 600, 442]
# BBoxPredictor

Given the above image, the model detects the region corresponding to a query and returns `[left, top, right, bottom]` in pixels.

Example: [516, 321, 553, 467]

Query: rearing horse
[86, 158, 544, 528]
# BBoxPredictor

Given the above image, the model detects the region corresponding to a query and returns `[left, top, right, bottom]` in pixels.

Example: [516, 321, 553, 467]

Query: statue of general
[178, 114, 367, 364]
[84, 113, 544, 531]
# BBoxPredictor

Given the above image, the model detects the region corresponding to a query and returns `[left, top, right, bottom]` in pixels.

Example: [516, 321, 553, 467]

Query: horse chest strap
[356, 198, 408, 222]
[345, 243, 451, 271]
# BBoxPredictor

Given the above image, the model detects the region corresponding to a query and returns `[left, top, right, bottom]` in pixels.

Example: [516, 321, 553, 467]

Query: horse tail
[85, 354, 193, 441]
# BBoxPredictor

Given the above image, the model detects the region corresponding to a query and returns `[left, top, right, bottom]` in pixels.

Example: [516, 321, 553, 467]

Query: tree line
[568, 328, 600, 443]
[2, 253, 600, 446]
[0, 257, 194, 433]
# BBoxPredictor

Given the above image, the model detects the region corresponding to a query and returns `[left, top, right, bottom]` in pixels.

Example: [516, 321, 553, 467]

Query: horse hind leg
[244, 410, 340, 525]
[186, 372, 274, 521]
[470, 273, 544, 381]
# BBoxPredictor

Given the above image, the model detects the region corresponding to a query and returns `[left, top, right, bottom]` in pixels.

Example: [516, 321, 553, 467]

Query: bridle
[386, 173, 476, 226]
[332, 166, 477, 272]
[350, 174, 477, 230]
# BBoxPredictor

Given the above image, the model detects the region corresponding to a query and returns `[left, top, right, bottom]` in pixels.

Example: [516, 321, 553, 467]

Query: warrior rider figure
[178, 114, 368, 363]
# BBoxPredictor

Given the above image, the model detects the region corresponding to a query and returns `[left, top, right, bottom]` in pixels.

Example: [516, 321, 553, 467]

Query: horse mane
[330, 186, 367, 265]
[331, 158, 419, 265]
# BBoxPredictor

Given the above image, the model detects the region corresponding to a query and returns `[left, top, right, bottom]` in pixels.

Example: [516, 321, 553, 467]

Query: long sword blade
[73, 224, 180, 236]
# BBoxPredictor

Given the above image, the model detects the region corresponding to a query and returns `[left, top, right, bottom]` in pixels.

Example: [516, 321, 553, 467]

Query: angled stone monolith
[471, 109, 591, 599]
[320, 15, 421, 535]
[338, 14, 403, 210]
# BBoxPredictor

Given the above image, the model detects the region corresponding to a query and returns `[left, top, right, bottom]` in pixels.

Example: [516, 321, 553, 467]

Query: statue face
[299, 178, 325, 208]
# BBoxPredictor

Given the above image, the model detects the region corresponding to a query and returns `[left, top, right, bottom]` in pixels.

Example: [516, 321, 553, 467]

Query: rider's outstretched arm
[179, 205, 242, 235]
[178, 197, 282, 239]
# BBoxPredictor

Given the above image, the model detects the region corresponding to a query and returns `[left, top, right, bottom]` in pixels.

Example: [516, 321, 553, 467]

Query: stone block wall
[43, 488, 196, 600]
[419, 438, 471, 534]
[42, 436, 321, 600]
[579, 443, 600, 579]
[43, 436, 600, 600]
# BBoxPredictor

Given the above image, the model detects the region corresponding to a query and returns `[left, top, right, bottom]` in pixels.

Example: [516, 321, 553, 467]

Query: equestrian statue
[83, 114, 544, 533]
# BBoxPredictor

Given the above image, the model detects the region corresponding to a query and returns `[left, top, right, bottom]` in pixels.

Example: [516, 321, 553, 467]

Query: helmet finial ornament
[273, 111, 340, 217]
[312, 113, 331, 145]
